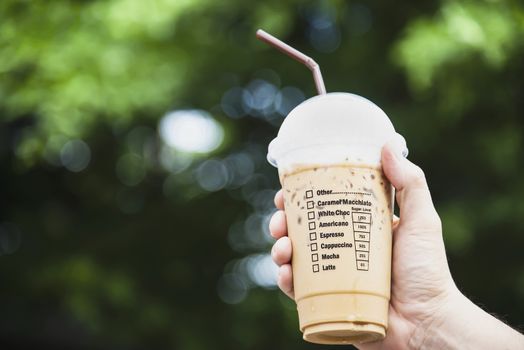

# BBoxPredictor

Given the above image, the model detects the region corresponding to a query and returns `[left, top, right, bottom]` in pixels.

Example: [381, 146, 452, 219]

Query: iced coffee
[256, 27, 406, 346]
[282, 163, 393, 344]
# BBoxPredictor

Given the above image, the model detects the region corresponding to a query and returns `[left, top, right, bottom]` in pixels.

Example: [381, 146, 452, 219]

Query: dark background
[1, 0, 523, 349]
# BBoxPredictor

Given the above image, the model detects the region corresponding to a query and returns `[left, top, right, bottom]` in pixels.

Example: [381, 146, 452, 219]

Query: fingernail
[392, 133, 408, 161]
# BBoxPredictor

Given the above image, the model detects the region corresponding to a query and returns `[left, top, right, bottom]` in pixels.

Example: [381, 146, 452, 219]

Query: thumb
[381, 141, 441, 232]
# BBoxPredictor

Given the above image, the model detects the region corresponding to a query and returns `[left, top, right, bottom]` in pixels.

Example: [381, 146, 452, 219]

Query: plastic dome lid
[267, 92, 407, 168]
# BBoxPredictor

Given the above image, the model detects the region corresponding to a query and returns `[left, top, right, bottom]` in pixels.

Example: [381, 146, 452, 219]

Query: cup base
[303, 321, 385, 345]
[297, 292, 389, 345]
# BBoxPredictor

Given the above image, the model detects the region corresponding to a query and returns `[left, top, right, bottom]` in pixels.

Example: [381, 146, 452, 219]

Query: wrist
[408, 285, 466, 350]
[409, 288, 524, 349]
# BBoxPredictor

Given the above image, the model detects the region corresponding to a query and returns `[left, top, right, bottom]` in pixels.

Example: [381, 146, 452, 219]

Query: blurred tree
[0, 0, 523, 349]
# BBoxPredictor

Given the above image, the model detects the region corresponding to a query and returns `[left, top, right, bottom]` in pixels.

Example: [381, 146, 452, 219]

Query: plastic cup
[268, 92, 407, 345]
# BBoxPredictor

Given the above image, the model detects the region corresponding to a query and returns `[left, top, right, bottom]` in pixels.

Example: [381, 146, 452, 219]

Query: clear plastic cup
[268, 92, 407, 345]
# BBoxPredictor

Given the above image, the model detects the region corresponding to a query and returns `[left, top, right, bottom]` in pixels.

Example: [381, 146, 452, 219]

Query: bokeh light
[159, 145, 193, 174]
[159, 110, 224, 153]
[195, 159, 229, 192]
[274, 86, 306, 116]
[217, 273, 248, 304]
[242, 79, 279, 117]
[221, 87, 246, 119]
[217, 253, 278, 305]
[222, 152, 255, 189]
[246, 254, 278, 289]
[60, 139, 91, 172]
[305, 3, 341, 53]
[222, 82, 305, 124]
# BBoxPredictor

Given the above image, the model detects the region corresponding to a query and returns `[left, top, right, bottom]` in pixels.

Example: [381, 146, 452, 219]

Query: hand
[269, 141, 457, 348]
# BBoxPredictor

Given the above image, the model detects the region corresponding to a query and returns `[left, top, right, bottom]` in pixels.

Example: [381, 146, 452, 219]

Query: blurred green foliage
[1, 0, 523, 349]
[395, 1, 524, 89]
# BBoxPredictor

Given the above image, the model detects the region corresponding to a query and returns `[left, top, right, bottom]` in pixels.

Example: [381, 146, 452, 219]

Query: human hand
[269, 141, 458, 348]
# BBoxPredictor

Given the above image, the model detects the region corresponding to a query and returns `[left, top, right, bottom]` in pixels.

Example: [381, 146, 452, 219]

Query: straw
[256, 29, 327, 95]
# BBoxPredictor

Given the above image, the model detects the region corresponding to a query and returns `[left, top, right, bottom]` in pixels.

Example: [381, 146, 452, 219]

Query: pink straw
[256, 29, 327, 95]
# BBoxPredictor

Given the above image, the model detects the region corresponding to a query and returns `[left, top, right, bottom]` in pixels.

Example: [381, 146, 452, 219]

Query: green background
[1, 0, 523, 349]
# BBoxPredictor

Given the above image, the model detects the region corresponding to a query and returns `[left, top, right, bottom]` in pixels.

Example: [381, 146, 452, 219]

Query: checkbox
[310, 243, 318, 252]
[313, 264, 319, 272]
[309, 232, 317, 241]
[308, 222, 316, 230]
[305, 190, 313, 199]
[311, 253, 319, 262]
[307, 211, 315, 220]
[307, 201, 314, 209]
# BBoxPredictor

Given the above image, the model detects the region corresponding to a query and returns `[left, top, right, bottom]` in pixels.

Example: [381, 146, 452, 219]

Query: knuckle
[413, 165, 426, 181]
[272, 242, 281, 259]
[272, 238, 289, 263]
[269, 211, 283, 234]
[269, 212, 277, 225]
[409, 164, 428, 188]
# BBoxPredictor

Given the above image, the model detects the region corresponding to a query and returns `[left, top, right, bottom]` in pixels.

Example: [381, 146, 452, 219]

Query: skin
[269, 142, 524, 349]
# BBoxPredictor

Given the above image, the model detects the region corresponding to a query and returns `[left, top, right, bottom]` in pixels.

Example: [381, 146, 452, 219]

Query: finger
[271, 236, 292, 266]
[269, 210, 287, 239]
[278, 264, 294, 299]
[356, 306, 411, 350]
[381, 141, 441, 231]
[274, 189, 284, 210]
